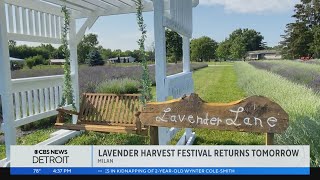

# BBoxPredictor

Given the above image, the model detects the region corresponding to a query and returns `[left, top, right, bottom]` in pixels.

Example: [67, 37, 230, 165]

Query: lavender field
[301, 59, 320, 65]
[249, 60, 320, 92]
[12, 63, 208, 94]
[236, 62, 320, 167]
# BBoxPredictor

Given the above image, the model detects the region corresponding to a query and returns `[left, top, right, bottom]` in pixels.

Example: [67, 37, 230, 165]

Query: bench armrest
[56, 108, 79, 123]
[57, 108, 79, 115]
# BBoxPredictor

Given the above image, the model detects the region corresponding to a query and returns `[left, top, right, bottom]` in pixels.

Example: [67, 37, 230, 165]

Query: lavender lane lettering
[155, 106, 278, 128]
[140, 94, 289, 133]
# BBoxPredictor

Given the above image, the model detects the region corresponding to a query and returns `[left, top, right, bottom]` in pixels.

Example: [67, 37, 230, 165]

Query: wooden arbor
[0, 0, 199, 162]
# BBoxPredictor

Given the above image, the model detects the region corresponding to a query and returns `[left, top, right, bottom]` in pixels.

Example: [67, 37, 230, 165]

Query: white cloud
[199, 0, 300, 14]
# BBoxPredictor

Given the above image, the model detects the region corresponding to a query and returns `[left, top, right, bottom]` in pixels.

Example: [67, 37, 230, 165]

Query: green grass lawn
[191, 65, 264, 145]
[207, 61, 237, 66]
[0, 128, 56, 159]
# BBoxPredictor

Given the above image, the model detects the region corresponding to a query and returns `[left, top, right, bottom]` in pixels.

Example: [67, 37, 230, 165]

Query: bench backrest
[78, 93, 142, 126]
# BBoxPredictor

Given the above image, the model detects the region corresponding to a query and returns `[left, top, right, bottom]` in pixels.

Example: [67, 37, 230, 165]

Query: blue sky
[82, 0, 299, 51]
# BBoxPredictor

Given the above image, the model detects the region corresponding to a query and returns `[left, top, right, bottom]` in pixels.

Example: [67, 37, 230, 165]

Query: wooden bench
[54, 93, 148, 135]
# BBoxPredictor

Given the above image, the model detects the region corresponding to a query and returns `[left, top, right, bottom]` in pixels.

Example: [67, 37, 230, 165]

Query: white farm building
[108, 56, 136, 63]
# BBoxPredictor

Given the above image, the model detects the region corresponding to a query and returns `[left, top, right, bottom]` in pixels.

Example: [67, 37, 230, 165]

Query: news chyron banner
[10, 145, 310, 175]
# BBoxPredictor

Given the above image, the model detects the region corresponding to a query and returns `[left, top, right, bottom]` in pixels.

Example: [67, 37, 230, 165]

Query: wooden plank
[85, 94, 94, 121]
[34, 11, 39, 36]
[120, 95, 129, 123]
[8, 4, 14, 33]
[40, 12, 45, 36]
[150, 126, 159, 145]
[77, 95, 87, 121]
[102, 95, 113, 121]
[50, 87, 54, 110]
[123, 96, 131, 124]
[21, 7, 27, 34]
[89, 94, 98, 121]
[74, 121, 136, 127]
[91, 95, 100, 122]
[130, 96, 138, 124]
[54, 86, 59, 108]
[84, 93, 141, 97]
[14, 5, 21, 34]
[45, 13, 50, 37]
[94, 95, 102, 121]
[44, 88, 49, 111]
[21, 91, 27, 118]
[58, 86, 62, 105]
[28, 9, 34, 35]
[27, 90, 33, 116]
[82, 94, 91, 121]
[54, 123, 140, 134]
[34, 89, 39, 114]
[128, 96, 135, 125]
[50, 14, 55, 38]
[55, 16, 60, 38]
[14, 92, 21, 119]
[111, 96, 119, 123]
[140, 93, 289, 134]
[39, 88, 44, 113]
[266, 133, 274, 145]
[59, 17, 63, 38]
[7, 33, 61, 44]
[114, 96, 123, 124]
[99, 95, 108, 121]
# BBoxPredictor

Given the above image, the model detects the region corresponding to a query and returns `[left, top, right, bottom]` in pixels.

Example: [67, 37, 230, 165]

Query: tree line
[8, 33, 155, 68]
[280, 0, 320, 59]
[166, 28, 266, 62]
[9, 28, 267, 69]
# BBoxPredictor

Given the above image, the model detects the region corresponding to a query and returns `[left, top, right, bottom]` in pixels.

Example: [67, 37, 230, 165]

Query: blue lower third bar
[10, 167, 310, 175]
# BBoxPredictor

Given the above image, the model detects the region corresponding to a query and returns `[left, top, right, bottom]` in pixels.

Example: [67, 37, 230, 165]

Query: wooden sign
[140, 93, 289, 134]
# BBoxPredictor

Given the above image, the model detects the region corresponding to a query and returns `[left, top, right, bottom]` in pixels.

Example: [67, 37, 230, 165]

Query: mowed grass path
[192, 66, 264, 145]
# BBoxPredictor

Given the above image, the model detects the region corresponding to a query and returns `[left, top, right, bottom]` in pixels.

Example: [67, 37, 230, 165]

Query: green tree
[166, 29, 182, 63]
[86, 49, 105, 66]
[77, 33, 99, 64]
[52, 45, 65, 59]
[310, 25, 320, 58]
[216, 40, 230, 61]
[230, 37, 246, 60]
[112, 49, 122, 58]
[281, 0, 320, 59]
[228, 28, 265, 51]
[25, 57, 35, 69]
[190, 36, 218, 62]
[131, 49, 141, 62]
[281, 22, 313, 59]
[99, 48, 113, 60]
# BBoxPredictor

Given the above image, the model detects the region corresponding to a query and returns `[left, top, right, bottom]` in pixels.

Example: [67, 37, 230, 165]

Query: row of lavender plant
[301, 59, 320, 65]
[249, 60, 320, 92]
[11, 63, 208, 95]
[235, 62, 320, 167]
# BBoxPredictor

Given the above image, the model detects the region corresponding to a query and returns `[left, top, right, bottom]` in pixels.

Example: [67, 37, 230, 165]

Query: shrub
[25, 55, 46, 69]
[25, 58, 36, 69]
[32, 55, 45, 65]
[96, 78, 140, 94]
[86, 49, 105, 66]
